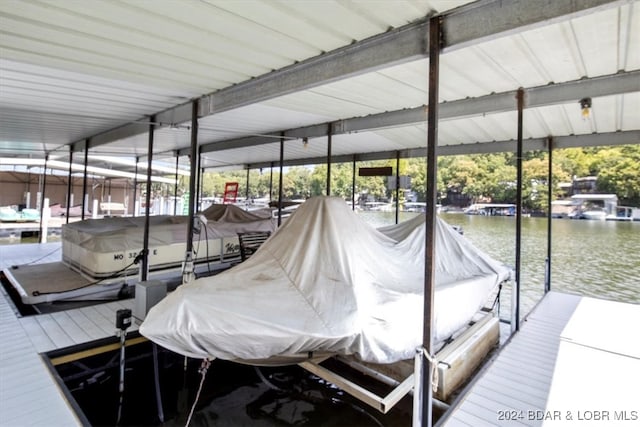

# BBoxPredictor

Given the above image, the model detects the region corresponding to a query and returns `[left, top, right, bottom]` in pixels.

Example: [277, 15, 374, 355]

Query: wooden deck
[440, 291, 640, 427]
[1, 243, 138, 426]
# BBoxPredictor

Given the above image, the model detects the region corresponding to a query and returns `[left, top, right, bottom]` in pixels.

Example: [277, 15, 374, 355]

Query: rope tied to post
[185, 358, 211, 427]
[421, 348, 439, 393]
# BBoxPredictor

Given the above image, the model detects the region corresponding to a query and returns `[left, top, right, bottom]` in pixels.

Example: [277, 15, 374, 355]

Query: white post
[134, 200, 140, 217]
[92, 199, 98, 219]
[159, 196, 164, 215]
[36, 191, 42, 211]
[511, 280, 518, 335]
[40, 198, 50, 244]
[25, 191, 31, 209]
[107, 194, 112, 216]
[413, 347, 424, 427]
[70, 193, 75, 208]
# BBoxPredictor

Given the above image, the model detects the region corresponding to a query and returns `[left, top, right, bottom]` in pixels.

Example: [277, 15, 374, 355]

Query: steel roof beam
[243, 130, 639, 169]
[80, 0, 621, 150]
[194, 70, 639, 155]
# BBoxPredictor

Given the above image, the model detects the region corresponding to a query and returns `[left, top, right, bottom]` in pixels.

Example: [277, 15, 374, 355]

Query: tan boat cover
[140, 196, 510, 364]
[62, 204, 274, 253]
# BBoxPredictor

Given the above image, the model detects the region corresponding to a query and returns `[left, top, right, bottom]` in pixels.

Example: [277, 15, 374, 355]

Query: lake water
[358, 211, 640, 318]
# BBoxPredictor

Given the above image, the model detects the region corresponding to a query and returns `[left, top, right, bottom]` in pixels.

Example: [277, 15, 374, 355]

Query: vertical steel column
[65, 150, 73, 223]
[545, 137, 553, 293]
[277, 135, 285, 226]
[326, 124, 332, 196]
[514, 88, 524, 332]
[269, 162, 274, 203]
[351, 155, 356, 211]
[186, 101, 199, 255]
[174, 153, 179, 215]
[81, 142, 89, 220]
[132, 157, 139, 217]
[38, 154, 48, 243]
[197, 164, 203, 212]
[419, 15, 441, 427]
[141, 117, 155, 282]
[395, 151, 400, 224]
[246, 168, 250, 203]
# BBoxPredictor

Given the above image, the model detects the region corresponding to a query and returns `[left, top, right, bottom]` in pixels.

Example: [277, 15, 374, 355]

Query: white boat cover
[140, 196, 510, 365]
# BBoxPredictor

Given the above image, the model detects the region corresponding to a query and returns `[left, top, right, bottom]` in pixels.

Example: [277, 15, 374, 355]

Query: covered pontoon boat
[4, 204, 275, 304]
[141, 196, 510, 365]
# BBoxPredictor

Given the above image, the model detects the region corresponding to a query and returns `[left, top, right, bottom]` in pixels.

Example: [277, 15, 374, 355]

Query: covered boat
[140, 196, 510, 365]
[62, 203, 275, 279]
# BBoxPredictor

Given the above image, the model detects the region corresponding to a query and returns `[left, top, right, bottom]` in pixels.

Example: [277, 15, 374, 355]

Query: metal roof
[1, 0, 638, 174]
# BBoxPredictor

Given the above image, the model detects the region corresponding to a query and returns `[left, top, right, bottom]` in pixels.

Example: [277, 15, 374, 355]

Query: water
[358, 211, 640, 317]
[56, 342, 412, 426]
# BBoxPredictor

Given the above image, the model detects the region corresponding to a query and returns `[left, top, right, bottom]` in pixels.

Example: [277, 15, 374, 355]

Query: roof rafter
[190, 70, 639, 156]
[243, 130, 640, 170]
[80, 0, 623, 151]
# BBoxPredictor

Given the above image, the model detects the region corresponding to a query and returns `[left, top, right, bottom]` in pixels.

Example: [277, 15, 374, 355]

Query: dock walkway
[1, 243, 138, 426]
[441, 291, 640, 426]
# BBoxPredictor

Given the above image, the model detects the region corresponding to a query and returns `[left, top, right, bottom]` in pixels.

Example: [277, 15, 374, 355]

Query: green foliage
[183, 145, 640, 211]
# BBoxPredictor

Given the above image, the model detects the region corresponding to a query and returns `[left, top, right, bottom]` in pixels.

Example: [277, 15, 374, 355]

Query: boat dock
[1, 242, 137, 426]
[2, 244, 639, 426]
[440, 292, 640, 426]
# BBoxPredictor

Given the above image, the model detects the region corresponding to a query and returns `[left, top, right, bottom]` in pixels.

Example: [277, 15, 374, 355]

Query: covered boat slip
[139, 196, 510, 411]
[1, 1, 638, 426]
[4, 203, 276, 304]
[140, 197, 510, 364]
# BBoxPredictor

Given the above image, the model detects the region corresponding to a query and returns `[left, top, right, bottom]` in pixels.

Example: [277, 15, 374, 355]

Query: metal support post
[133, 157, 139, 217]
[416, 15, 441, 427]
[174, 153, 179, 215]
[141, 117, 155, 283]
[327, 124, 332, 196]
[395, 151, 400, 224]
[514, 88, 524, 332]
[269, 162, 274, 203]
[184, 101, 199, 284]
[82, 143, 89, 220]
[65, 150, 73, 222]
[246, 168, 250, 206]
[545, 136, 553, 293]
[352, 155, 356, 211]
[38, 155, 48, 243]
[277, 135, 285, 226]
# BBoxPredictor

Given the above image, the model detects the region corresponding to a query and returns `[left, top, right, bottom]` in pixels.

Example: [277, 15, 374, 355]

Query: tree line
[181, 145, 640, 211]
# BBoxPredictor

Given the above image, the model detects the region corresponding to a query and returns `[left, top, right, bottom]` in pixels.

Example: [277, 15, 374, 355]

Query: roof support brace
[195, 71, 639, 157]
[79, 0, 622, 150]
